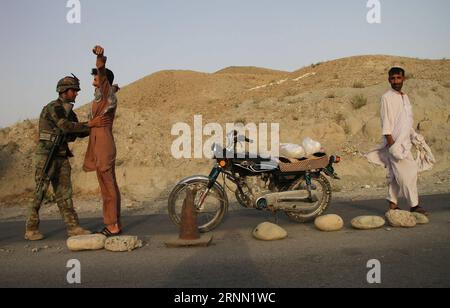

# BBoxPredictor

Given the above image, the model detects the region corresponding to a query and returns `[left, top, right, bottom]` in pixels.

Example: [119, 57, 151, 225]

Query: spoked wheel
[285, 174, 332, 223]
[168, 178, 228, 232]
[235, 187, 251, 208]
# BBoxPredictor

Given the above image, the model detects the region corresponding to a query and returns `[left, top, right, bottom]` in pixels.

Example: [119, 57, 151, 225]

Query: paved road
[0, 194, 449, 288]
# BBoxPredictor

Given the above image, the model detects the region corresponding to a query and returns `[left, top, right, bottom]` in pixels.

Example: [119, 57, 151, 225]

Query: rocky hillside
[1, 55, 449, 206]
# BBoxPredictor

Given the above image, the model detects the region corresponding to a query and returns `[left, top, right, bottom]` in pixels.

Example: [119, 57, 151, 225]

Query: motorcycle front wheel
[168, 178, 229, 232]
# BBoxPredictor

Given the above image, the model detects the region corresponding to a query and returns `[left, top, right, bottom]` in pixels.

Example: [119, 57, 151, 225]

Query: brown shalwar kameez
[83, 55, 121, 226]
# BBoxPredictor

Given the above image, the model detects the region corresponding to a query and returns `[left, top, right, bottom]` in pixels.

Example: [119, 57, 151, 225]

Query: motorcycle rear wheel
[285, 174, 332, 223]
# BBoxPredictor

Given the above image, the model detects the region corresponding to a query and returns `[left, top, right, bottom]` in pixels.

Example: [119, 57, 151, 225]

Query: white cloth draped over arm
[411, 130, 436, 172]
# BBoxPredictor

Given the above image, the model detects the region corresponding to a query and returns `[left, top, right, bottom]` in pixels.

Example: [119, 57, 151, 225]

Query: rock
[417, 120, 432, 132]
[411, 212, 430, 225]
[351, 216, 386, 230]
[315, 214, 344, 232]
[253, 222, 288, 241]
[66, 234, 107, 251]
[104, 236, 143, 252]
[385, 210, 417, 228]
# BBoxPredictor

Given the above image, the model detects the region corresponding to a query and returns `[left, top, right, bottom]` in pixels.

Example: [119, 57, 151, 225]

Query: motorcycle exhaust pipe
[256, 191, 317, 211]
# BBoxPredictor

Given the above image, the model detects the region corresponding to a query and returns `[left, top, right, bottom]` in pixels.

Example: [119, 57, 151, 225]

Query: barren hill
[215, 66, 289, 75]
[1, 55, 449, 212]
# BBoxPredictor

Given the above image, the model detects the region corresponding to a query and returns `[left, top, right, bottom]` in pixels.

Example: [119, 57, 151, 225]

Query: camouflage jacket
[36, 97, 90, 157]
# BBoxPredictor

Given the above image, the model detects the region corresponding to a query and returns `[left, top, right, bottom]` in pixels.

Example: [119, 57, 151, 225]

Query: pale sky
[1, 0, 449, 127]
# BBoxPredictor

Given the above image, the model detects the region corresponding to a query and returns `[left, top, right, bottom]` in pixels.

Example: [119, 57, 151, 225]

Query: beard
[392, 83, 403, 91]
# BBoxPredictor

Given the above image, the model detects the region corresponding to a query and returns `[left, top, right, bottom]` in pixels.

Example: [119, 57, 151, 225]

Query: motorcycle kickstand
[271, 211, 279, 225]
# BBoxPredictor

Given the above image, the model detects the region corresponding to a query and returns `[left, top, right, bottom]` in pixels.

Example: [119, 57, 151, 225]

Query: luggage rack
[278, 153, 330, 172]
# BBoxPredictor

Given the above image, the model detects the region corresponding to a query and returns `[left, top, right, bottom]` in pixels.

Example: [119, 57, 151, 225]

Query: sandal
[97, 227, 122, 237]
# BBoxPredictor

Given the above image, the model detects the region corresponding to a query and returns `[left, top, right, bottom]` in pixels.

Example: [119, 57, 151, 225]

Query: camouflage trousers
[26, 156, 80, 231]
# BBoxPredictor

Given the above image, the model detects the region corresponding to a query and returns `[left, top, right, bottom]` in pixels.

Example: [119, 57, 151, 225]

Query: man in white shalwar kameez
[366, 67, 428, 215]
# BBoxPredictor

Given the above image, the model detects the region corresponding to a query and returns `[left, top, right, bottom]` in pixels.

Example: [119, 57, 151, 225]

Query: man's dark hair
[91, 68, 115, 85]
[389, 67, 405, 77]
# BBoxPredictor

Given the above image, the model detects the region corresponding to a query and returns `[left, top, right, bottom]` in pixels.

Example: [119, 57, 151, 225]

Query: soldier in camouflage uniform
[25, 75, 111, 241]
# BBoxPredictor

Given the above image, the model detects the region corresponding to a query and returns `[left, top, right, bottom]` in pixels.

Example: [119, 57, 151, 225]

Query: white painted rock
[351, 216, 386, 230]
[104, 236, 143, 252]
[314, 214, 344, 232]
[411, 212, 430, 225]
[67, 234, 107, 251]
[253, 222, 288, 241]
[385, 210, 417, 228]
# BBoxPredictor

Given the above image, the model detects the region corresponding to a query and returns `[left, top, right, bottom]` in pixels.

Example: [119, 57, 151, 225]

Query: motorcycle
[168, 131, 341, 232]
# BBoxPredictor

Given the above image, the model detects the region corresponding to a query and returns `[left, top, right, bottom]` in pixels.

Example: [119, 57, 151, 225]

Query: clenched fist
[93, 45, 104, 56]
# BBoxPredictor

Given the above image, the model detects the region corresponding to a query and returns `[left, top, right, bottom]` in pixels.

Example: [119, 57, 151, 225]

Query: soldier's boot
[25, 204, 45, 241]
[57, 199, 92, 237]
[68, 226, 92, 237]
[25, 230, 45, 241]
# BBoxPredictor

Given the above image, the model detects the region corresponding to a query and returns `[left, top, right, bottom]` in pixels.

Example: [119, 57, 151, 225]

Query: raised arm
[93, 45, 111, 98]
[93, 45, 107, 76]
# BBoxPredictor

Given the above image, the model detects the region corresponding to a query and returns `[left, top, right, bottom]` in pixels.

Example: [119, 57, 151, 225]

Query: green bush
[352, 82, 365, 89]
[351, 94, 368, 110]
[334, 112, 345, 124]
